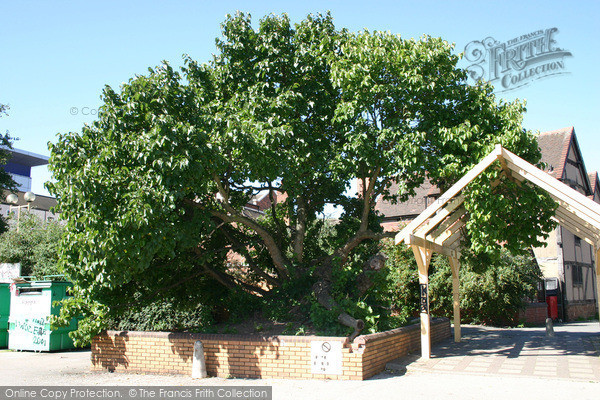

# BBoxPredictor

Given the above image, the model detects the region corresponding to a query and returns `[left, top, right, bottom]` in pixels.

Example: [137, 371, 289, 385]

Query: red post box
[546, 295, 558, 320]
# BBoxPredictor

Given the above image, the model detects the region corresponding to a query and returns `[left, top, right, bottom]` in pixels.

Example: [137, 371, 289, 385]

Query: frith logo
[463, 28, 572, 92]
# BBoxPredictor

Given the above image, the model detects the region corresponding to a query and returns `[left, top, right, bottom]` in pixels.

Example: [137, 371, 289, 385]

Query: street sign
[420, 283, 429, 314]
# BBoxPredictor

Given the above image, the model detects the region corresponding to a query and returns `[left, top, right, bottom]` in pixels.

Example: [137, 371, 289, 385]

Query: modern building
[2, 148, 48, 192]
[0, 148, 57, 221]
[375, 127, 599, 321]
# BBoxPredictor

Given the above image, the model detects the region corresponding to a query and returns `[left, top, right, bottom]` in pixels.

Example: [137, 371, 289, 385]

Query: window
[571, 264, 583, 286]
[574, 235, 581, 247]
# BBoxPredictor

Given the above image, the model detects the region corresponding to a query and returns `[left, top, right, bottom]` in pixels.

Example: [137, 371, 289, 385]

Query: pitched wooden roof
[378, 127, 590, 221]
[396, 145, 600, 258]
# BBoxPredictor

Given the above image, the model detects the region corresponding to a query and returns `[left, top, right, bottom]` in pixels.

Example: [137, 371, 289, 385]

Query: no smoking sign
[311, 340, 342, 375]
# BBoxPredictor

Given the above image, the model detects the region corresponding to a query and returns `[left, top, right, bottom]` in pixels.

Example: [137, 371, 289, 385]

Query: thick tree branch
[293, 195, 307, 263]
[203, 264, 269, 297]
[206, 206, 291, 280]
[229, 182, 277, 192]
[338, 230, 395, 263]
[197, 176, 293, 280]
[219, 224, 281, 287]
[185, 198, 290, 276]
[268, 185, 288, 240]
[313, 280, 364, 342]
[191, 247, 269, 297]
[358, 166, 381, 232]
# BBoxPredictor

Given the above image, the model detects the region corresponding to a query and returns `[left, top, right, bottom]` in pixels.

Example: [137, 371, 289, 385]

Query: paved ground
[390, 321, 600, 382]
[0, 322, 599, 400]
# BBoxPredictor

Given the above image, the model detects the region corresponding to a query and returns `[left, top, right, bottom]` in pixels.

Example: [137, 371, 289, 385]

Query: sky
[1, 0, 598, 196]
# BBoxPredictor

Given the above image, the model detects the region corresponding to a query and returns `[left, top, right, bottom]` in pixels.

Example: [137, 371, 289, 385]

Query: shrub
[0, 213, 64, 279]
[109, 293, 213, 332]
[382, 240, 541, 327]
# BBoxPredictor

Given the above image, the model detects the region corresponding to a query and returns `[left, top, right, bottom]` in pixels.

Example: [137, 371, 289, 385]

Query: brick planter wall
[91, 317, 450, 380]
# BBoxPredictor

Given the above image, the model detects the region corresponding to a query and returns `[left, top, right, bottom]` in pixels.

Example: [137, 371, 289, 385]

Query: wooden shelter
[395, 144, 600, 359]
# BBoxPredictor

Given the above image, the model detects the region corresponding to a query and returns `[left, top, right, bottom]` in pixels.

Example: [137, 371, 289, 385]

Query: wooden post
[412, 245, 433, 359]
[449, 257, 461, 342]
[595, 248, 600, 324]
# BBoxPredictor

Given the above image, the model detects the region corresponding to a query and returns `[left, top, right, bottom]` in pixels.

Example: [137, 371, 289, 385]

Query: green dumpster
[0, 283, 9, 348]
[8, 281, 78, 351]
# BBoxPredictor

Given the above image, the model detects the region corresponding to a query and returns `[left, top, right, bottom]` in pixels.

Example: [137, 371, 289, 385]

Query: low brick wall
[565, 300, 598, 321]
[92, 318, 450, 380]
[518, 302, 548, 325]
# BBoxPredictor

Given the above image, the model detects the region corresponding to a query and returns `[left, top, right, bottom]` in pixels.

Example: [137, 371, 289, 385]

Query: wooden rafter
[397, 145, 600, 252]
[427, 208, 466, 240]
[414, 196, 465, 238]
[396, 146, 503, 245]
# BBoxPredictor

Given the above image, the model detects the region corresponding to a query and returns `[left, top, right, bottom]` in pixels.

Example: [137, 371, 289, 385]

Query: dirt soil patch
[208, 311, 318, 336]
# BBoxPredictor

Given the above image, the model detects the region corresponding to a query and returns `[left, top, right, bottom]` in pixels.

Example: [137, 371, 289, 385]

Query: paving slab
[0, 322, 599, 400]
[1, 341, 600, 400]
[387, 321, 600, 382]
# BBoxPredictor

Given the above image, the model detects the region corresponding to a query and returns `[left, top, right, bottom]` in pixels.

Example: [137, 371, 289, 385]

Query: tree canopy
[48, 12, 556, 345]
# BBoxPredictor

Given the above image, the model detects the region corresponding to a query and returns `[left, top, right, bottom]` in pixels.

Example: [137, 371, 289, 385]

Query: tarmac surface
[0, 322, 599, 400]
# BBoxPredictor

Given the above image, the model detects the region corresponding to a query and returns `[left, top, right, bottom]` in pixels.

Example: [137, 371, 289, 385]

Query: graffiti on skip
[13, 318, 49, 346]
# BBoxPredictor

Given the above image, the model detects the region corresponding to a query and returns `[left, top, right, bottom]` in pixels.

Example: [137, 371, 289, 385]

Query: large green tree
[49, 13, 556, 345]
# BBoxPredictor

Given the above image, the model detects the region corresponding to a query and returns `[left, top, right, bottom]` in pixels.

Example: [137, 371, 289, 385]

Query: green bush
[381, 240, 420, 322]
[382, 241, 541, 327]
[0, 213, 64, 278]
[109, 293, 213, 332]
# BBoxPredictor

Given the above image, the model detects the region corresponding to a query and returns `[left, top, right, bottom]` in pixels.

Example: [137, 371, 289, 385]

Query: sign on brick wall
[311, 340, 342, 375]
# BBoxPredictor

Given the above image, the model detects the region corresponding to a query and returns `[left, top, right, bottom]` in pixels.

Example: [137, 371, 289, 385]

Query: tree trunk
[313, 280, 365, 342]
[357, 252, 387, 296]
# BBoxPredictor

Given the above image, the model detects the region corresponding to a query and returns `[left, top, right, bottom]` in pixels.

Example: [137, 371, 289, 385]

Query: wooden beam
[415, 196, 465, 238]
[449, 257, 461, 343]
[408, 234, 460, 259]
[506, 163, 600, 230]
[552, 217, 596, 247]
[554, 204, 599, 234]
[501, 151, 600, 229]
[503, 159, 600, 233]
[396, 146, 503, 245]
[596, 248, 600, 325]
[553, 210, 599, 246]
[440, 221, 466, 248]
[502, 147, 600, 215]
[553, 199, 600, 237]
[426, 207, 466, 241]
[445, 240, 462, 252]
[432, 218, 466, 247]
